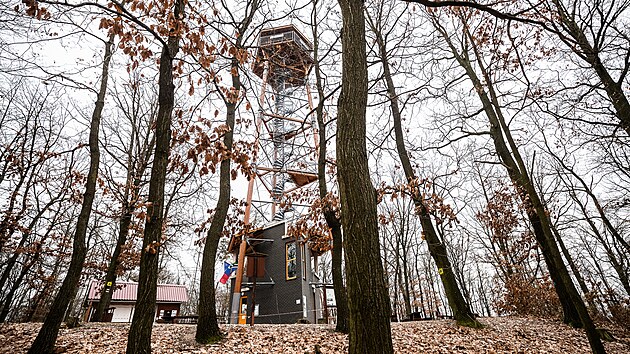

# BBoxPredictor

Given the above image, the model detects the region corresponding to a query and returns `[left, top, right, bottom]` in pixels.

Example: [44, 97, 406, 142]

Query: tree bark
[195, 2, 258, 340]
[336, 0, 393, 352]
[28, 33, 113, 354]
[126, 3, 182, 351]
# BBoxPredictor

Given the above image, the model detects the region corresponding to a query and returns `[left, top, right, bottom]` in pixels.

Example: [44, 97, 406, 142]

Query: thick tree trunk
[195, 57, 238, 344]
[368, 16, 480, 328]
[126, 4, 181, 351]
[27, 34, 113, 354]
[336, 0, 393, 353]
[196, 4, 257, 339]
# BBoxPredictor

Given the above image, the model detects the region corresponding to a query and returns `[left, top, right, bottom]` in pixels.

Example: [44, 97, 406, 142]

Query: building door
[103, 307, 115, 322]
[238, 296, 247, 324]
[111, 305, 134, 322]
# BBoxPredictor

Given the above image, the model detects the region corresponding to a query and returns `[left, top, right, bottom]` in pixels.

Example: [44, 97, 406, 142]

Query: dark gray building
[227, 220, 326, 324]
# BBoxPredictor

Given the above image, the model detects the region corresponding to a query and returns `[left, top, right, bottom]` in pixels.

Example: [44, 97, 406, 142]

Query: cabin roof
[87, 281, 189, 303]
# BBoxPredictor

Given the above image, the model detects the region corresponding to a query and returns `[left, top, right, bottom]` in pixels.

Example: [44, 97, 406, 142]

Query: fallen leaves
[1, 317, 628, 353]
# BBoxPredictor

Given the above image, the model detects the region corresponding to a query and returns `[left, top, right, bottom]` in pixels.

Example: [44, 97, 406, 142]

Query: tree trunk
[195, 2, 259, 339]
[195, 57, 238, 343]
[336, 0, 393, 352]
[91, 210, 133, 322]
[327, 216, 348, 332]
[27, 33, 113, 354]
[311, 2, 349, 332]
[126, 4, 182, 351]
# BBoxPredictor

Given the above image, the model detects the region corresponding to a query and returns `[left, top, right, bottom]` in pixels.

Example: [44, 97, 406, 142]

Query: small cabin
[227, 221, 331, 324]
[83, 281, 188, 323]
[253, 25, 314, 89]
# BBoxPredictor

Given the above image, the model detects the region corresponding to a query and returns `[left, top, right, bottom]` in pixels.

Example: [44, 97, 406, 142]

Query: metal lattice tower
[244, 25, 318, 225]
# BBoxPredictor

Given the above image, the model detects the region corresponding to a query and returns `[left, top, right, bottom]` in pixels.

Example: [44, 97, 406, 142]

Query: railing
[260, 31, 312, 52]
[159, 315, 199, 324]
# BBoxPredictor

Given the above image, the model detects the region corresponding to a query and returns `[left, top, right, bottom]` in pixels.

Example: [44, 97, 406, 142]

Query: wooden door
[103, 307, 114, 322]
[238, 296, 247, 324]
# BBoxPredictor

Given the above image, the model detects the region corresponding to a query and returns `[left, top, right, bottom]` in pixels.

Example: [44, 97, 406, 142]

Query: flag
[219, 261, 235, 284]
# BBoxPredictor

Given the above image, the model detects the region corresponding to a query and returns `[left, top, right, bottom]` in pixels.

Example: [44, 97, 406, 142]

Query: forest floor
[1, 316, 629, 353]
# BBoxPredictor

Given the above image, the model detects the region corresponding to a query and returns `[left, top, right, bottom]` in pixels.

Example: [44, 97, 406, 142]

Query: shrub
[495, 275, 562, 318]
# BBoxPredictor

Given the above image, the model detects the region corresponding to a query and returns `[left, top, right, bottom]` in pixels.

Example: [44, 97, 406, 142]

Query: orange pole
[305, 84, 319, 150]
[231, 61, 270, 324]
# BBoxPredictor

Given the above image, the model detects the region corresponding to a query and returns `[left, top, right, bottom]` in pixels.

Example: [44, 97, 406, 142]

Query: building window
[286, 242, 297, 280]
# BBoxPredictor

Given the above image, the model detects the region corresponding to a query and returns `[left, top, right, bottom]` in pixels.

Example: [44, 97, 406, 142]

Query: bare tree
[428, 9, 605, 353]
[366, 0, 480, 327]
[29, 31, 114, 354]
[196, 0, 260, 343]
[311, 0, 349, 333]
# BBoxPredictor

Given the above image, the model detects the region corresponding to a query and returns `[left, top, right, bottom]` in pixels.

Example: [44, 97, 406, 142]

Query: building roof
[227, 220, 287, 253]
[87, 281, 189, 303]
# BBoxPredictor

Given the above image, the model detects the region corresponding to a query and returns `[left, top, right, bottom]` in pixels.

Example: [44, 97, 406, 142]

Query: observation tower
[246, 24, 318, 223]
[227, 25, 321, 325]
